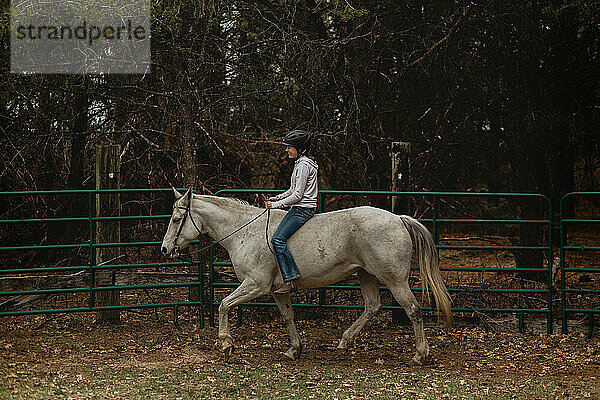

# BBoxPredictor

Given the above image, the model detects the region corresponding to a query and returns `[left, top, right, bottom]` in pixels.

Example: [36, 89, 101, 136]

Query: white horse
[161, 188, 451, 365]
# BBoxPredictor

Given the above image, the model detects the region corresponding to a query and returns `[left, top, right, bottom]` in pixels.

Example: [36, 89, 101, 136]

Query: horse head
[161, 187, 201, 258]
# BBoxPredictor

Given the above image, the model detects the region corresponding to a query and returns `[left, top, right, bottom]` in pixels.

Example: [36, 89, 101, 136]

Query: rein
[175, 203, 275, 258]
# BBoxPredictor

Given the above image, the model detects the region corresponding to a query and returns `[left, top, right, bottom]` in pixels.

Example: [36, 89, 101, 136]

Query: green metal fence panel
[0, 188, 204, 327]
[210, 189, 553, 333]
[3, 188, 569, 334]
[560, 192, 600, 337]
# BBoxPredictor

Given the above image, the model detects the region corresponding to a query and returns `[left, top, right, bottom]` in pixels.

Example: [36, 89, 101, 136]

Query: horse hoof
[282, 348, 299, 361]
[409, 355, 432, 366]
[408, 357, 422, 367]
[223, 345, 235, 362]
[335, 347, 348, 358]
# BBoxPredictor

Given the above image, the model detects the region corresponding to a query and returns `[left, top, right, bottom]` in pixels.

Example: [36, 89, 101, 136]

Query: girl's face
[285, 146, 298, 159]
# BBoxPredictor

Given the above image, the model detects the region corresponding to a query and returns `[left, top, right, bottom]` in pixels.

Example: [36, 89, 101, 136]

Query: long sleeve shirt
[271, 156, 319, 209]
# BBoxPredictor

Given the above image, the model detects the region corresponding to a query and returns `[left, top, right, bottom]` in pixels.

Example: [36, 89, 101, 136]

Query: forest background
[1, 0, 598, 207]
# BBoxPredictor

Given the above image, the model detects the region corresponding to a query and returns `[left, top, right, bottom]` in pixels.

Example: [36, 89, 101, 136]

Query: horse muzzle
[161, 244, 180, 258]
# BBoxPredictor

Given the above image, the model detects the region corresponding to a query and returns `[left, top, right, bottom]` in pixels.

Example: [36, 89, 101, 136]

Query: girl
[265, 130, 318, 294]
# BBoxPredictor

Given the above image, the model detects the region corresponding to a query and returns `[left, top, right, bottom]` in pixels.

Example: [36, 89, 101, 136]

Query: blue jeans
[271, 206, 316, 282]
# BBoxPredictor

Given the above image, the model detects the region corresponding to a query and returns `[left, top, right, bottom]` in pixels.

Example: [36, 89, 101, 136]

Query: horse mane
[195, 194, 254, 209]
[221, 197, 250, 206]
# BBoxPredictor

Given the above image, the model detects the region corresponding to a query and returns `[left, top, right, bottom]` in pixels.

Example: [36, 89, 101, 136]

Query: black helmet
[282, 130, 311, 154]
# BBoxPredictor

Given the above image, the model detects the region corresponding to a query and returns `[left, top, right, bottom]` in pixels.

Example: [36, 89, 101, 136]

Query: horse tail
[399, 215, 452, 329]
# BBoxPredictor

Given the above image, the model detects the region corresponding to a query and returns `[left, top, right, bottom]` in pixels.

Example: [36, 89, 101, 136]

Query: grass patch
[1, 362, 598, 399]
[1, 316, 598, 399]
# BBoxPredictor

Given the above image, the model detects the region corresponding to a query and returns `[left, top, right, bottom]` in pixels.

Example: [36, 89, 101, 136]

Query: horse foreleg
[336, 270, 381, 355]
[387, 282, 430, 366]
[272, 293, 302, 360]
[218, 278, 267, 361]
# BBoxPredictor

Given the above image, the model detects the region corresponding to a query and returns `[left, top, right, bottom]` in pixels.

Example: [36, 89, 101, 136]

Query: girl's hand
[265, 201, 272, 209]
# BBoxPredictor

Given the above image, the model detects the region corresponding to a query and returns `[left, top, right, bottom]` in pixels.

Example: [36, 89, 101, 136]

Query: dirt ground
[1, 308, 599, 399]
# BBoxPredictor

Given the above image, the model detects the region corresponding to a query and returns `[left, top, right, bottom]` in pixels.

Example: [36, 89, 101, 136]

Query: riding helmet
[282, 130, 311, 154]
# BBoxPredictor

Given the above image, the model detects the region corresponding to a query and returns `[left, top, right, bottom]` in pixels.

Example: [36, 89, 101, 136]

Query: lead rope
[266, 208, 276, 256]
[181, 209, 269, 258]
[179, 207, 276, 259]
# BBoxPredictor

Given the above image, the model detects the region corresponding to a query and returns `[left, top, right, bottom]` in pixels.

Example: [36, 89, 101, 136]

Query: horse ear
[173, 187, 183, 199]
[184, 187, 193, 202]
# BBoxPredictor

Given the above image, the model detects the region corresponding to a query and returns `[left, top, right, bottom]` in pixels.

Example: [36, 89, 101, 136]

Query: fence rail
[1, 189, 598, 336]
[0, 188, 204, 328]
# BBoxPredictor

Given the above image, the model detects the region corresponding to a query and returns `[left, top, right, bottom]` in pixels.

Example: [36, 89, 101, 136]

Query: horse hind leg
[273, 293, 302, 360]
[386, 280, 430, 366]
[336, 269, 381, 355]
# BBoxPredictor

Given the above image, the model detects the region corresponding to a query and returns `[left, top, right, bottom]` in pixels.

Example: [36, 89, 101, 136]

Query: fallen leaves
[0, 313, 599, 399]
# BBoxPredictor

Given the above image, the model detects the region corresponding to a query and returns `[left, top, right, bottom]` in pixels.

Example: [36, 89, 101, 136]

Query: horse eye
[173, 217, 181, 223]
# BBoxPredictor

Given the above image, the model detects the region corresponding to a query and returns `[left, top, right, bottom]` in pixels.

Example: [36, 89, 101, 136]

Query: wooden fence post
[391, 141, 411, 325]
[95, 145, 121, 323]
[391, 141, 411, 214]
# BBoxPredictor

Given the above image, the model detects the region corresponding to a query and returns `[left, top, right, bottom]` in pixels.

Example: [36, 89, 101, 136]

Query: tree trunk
[514, 1, 547, 283]
[175, 70, 201, 303]
[69, 75, 88, 190]
[67, 75, 89, 263]
[95, 145, 121, 323]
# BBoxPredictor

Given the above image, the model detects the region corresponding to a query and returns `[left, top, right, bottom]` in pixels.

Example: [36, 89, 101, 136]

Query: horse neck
[191, 196, 259, 242]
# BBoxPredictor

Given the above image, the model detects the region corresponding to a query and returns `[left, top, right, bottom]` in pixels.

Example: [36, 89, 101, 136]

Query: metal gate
[0, 189, 203, 327]
[5, 188, 599, 336]
[560, 192, 600, 336]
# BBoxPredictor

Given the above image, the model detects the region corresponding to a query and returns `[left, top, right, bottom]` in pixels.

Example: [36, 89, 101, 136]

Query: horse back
[290, 206, 410, 261]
